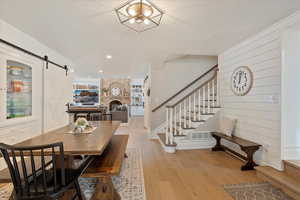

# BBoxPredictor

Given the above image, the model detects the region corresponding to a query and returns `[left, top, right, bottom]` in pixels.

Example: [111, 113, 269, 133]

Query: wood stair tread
[256, 166, 300, 195]
[196, 105, 221, 108]
[181, 127, 196, 130]
[189, 111, 215, 114]
[284, 160, 300, 170]
[157, 133, 177, 147]
[173, 134, 187, 137]
[182, 115, 211, 120]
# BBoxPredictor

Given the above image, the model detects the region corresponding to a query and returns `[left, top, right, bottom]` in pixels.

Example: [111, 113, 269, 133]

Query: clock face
[111, 87, 121, 96]
[231, 66, 253, 96]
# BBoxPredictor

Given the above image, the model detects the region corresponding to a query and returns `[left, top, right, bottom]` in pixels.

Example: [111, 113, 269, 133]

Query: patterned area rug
[0, 148, 146, 200]
[224, 182, 294, 200]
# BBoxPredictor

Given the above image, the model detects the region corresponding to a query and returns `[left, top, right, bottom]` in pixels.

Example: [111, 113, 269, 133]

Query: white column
[166, 107, 169, 145]
[179, 103, 182, 135]
[174, 106, 177, 136]
[216, 71, 220, 106]
[170, 108, 174, 145]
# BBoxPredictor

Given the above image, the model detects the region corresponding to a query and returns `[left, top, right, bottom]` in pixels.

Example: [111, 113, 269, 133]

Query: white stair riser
[174, 133, 215, 150]
[176, 140, 215, 150]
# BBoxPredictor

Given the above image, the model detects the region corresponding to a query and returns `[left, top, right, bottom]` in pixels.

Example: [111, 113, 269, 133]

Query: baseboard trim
[157, 136, 176, 153]
[176, 139, 215, 150]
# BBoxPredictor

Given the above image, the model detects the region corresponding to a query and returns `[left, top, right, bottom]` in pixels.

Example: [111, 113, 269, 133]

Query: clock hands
[238, 71, 242, 84]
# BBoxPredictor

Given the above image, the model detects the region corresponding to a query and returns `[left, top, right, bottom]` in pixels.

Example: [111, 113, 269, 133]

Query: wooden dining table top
[13, 121, 121, 156]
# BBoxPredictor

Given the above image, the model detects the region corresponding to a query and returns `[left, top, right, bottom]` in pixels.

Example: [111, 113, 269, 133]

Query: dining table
[0, 120, 121, 199]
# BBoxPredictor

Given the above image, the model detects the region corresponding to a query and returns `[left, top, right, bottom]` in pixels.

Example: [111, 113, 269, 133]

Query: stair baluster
[193, 92, 196, 120]
[203, 84, 206, 114]
[174, 106, 177, 135]
[184, 99, 187, 128]
[179, 103, 182, 135]
[198, 88, 201, 121]
[189, 96, 192, 127]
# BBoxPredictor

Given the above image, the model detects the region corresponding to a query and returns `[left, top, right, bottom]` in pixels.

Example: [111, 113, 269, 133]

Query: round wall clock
[231, 66, 253, 96]
[111, 87, 121, 96]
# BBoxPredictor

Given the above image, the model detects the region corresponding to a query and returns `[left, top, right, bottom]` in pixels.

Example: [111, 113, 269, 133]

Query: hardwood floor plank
[116, 117, 262, 200]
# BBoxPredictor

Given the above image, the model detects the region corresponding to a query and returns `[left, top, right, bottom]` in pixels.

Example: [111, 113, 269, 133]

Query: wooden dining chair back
[0, 142, 67, 200]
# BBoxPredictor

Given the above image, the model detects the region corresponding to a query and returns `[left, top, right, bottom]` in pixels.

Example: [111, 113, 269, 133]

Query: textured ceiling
[1, 0, 300, 78]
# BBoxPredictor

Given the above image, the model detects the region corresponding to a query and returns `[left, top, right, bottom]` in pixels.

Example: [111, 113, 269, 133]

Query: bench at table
[211, 132, 261, 171]
[82, 134, 129, 200]
[0, 134, 129, 200]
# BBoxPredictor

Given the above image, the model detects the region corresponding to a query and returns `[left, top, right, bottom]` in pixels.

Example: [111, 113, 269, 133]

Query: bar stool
[101, 113, 113, 121]
[90, 113, 101, 121]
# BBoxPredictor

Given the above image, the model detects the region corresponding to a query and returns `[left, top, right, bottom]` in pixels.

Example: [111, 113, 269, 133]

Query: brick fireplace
[100, 78, 131, 110]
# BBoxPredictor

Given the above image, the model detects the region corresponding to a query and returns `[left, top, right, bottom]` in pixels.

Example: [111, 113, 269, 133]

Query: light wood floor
[116, 117, 262, 200]
[0, 117, 263, 200]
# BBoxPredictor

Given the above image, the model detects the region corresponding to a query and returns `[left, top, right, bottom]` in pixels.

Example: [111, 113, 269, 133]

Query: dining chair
[0, 142, 89, 200]
[100, 113, 113, 121]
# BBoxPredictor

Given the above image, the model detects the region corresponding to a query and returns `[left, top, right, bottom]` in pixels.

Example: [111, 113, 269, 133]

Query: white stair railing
[164, 68, 219, 146]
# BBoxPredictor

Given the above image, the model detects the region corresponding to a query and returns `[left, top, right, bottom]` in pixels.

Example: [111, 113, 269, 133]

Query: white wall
[150, 56, 217, 131]
[281, 27, 300, 160]
[0, 19, 73, 168]
[219, 11, 300, 170]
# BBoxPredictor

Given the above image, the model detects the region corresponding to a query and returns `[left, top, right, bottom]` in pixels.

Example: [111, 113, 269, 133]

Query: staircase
[155, 65, 220, 153]
[256, 160, 300, 200]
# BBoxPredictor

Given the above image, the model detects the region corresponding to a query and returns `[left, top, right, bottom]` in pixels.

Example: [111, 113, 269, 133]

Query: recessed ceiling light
[99, 70, 103, 73]
[106, 55, 112, 59]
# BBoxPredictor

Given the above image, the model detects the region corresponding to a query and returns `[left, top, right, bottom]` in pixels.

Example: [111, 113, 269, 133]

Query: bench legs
[211, 135, 259, 171]
[91, 176, 121, 200]
[211, 135, 225, 151]
[240, 147, 259, 171]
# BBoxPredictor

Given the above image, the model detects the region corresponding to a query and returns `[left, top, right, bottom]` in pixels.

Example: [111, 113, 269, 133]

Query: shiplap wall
[219, 11, 300, 170]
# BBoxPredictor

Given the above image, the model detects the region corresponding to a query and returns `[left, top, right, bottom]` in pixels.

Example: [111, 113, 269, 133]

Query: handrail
[168, 69, 218, 108]
[152, 64, 218, 112]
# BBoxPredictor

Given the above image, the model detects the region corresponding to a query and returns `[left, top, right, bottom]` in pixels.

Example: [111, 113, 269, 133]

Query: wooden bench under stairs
[256, 160, 300, 200]
[211, 132, 261, 171]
